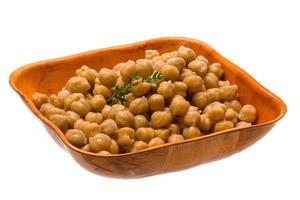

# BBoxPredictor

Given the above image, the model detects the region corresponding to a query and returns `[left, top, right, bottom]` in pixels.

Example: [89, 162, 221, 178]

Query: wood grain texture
[9, 37, 287, 178]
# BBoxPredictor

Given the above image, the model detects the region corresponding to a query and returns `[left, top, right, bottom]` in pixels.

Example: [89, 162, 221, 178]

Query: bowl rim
[9, 37, 287, 157]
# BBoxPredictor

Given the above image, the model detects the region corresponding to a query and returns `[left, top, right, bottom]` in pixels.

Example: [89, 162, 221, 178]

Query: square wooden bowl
[9, 37, 286, 178]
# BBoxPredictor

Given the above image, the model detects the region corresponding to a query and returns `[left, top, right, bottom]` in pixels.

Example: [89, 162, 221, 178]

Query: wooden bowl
[9, 37, 286, 178]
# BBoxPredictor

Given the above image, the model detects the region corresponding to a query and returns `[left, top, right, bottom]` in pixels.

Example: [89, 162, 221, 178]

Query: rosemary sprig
[107, 71, 164, 105]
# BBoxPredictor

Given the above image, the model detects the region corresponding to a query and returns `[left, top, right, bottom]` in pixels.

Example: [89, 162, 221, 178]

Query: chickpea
[135, 127, 155, 142]
[148, 137, 165, 147]
[134, 115, 149, 129]
[154, 129, 170, 142]
[48, 94, 64, 109]
[108, 104, 126, 120]
[130, 141, 148, 152]
[188, 106, 199, 111]
[192, 92, 209, 109]
[213, 120, 234, 132]
[131, 80, 151, 97]
[224, 100, 242, 112]
[93, 84, 112, 99]
[238, 104, 256, 123]
[182, 126, 202, 139]
[179, 68, 196, 81]
[198, 114, 212, 132]
[208, 63, 224, 79]
[56, 89, 71, 98]
[31, 92, 48, 109]
[173, 81, 188, 97]
[115, 76, 124, 87]
[120, 60, 136, 82]
[49, 114, 69, 132]
[203, 72, 219, 89]
[124, 93, 135, 107]
[167, 123, 181, 135]
[183, 75, 204, 93]
[151, 111, 172, 128]
[183, 111, 201, 127]
[115, 110, 134, 128]
[203, 103, 225, 124]
[98, 68, 118, 87]
[99, 119, 118, 136]
[235, 121, 252, 128]
[64, 93, 82, 110]
[98, 151, 112, 156]
[160, 64, 179, 82]
[82, 122, 101, 138]
[70, 99, 91, 118]
[196, 55, 209, 64]
[74, 119, 89, 131]
[136, 59, 153, 78]
[129, 97, 149, 114]
[188, 60, 208, 77]
[220, 85, 238, 101]
[152, 59, 164, 72]
[85, 112, 103, 124]
[65, 129, 87, 148]
[45, 107, 65, 119]
[116, 127, 135, 146]
[166, 57, 186, 72]
[218, 80, 230, 87]
[157, 81, 175, 99]
[148, 94, 165, 111]
[145, 49, 160, 60]
[39, 103, 54, 115]
[89, 95, 106, 112]
[207, 88, 222, 103]
[81, 144, 91, 152]
[168, 134, 185, 143]
[66, 111, 80, 128]
[177, 46, 196, 64]
[89, 133, 112, 153]
[101, 105, 111, 119]
[66, 76, 91, 94]
[225, 108, 238, 124]
[170, 95, 190, 116]
[161, 51, 178, 62]
[76, 65, 98, 85]
[108, 139, 119, 154]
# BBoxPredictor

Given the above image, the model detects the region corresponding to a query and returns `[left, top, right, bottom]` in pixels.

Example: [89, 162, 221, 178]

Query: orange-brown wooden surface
[9, 37, 287, 178]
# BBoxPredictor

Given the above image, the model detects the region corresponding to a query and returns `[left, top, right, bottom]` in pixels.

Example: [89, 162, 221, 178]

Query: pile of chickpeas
[31, 46, 257, 155]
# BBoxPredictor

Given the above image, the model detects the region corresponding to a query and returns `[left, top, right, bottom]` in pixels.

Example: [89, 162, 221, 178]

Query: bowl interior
[10, 37, 285, 128]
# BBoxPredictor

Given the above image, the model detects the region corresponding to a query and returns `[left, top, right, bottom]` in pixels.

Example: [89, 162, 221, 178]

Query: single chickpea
[148, 94, 165, 111]
[108, 104, 126, 120]
[85, 112, 103, 124]
[218, 80, 230, 87]
[116, 127, 135, 146]
[168, 134, 185, 143]
[70, 98, 91, 118]
[82, 122, 101, 138]
[99, 119, 118, 136]
[93, 84, 112, 99]
[195, 55, 209, 64]
[160, 64, 179, 82]
[173, 81, 188, 97]
[220, 85, 238, 101]
[148, 137, 165, 147]
[81, 144, 91, 152]
[134, 115, 149, 129]
[120, 60, 136, 82]
[145, 50, 160, 60]
[108, 139, 119, 154]
[177, 46, 196, 64]
[135, 127, 155, 142]
[183, 111, 201, 127]
[170, 95, 190, 116]
[89, 133, 112, 153]
[66, 76, 91, 94]
[39, 103, 54, 115]
[48, 94, 64, 109]
[98, 151, 112, 156]
[98, 68, 118, 87]
[65, 129, 87, 148]
[235, 121, 252, 128]
[131, 80, 151, 97]
[74, 119, 89, 131]
[166, 57, 186, 72]
[89, 95, 106, 112]
[224, 100, 242, 112]
[192, 92, 210, 109]
[66, 111, 81, 128]
[198, 114, 212, 132]
[188, 59, 208, 77]
[64, 93, 82, 110]
[115, 110, 134, 128]
[203, 72, 219, 89]
[203, 103, 226, 124]
[31, 92, 48, 109]
[208, 63, 224, 79]
[238, 104, 257, 123]
[130, 141, 148, 152]
[136, 59, 153, 78]
[124, 93, 135, 107]
[49, 114, 69, 132]
[151, 111, 172, 128]
[129, 97, 149, 114]
[101, 105, 111, 119]
[182, 126, 202, 139]
[161, 51, 178, 62]
[76, 65, 98, 85]
[225, 108, 238, 124]
[154, 129, 171, 142]
[152, 59, 164, 72]
[167, 123, 181, 135]
[207, 88, 222, 103]
[213, 120, 234, 132]
[157, 81, 175, 99]
[45, 107, 65, 119]
[179, 68, 196, 81]
[183, 75, 204, 93]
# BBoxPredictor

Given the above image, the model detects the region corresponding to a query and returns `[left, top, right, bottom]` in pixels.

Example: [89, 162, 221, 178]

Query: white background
[0, 0, 299, 199]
